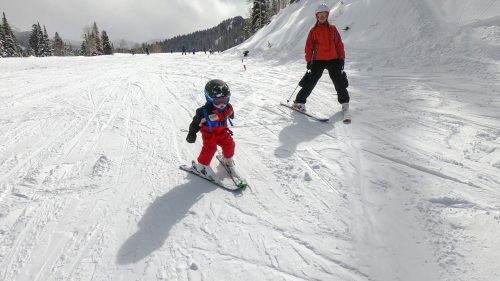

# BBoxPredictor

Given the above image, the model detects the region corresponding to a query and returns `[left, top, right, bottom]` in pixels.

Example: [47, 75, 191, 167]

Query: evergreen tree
[243, 1, 254, 39]
[0, 22, 5, 57]
[36, 23, 44, 56]
[80, 34, 88, 56]
[81, 22, 104, 55]
[270, 0, 278, 15]
[250, 0, 271, 33]
[41, 26, 52, 56]
[53, 32, 64, 56]
[101, 30, 112, 55]
[65, 42, 75, 56]
[92, 22, 102, 55]
[1, 12, 21, 57]
[243, 17, 253, 39]
[28, 24, 40, 56]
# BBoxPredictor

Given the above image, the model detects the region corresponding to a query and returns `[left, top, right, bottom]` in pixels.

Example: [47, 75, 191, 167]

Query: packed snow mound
[233, 0, 500, 72]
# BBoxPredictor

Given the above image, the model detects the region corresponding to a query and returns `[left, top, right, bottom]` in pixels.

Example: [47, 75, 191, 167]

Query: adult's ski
[215, 155, 249, 189]
[279, 102, 329, 122]
[179, 164, 243, 192]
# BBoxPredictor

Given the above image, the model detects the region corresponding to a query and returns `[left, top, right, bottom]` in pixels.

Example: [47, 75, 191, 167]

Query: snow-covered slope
[1, 1, 499, 281]
[235, 0, 500, 75]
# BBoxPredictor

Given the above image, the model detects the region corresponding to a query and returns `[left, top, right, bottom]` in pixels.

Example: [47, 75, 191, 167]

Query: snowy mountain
[1, 0, 499, 281]
[159, 16, 246, 52]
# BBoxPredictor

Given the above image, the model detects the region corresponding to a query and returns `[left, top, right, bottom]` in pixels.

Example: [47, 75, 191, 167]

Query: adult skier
[293, 3, 350, 117]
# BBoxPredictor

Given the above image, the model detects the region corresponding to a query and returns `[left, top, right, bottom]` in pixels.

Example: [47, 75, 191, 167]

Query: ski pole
[286, 84, 299, 103]
[286, 70, 308, 103]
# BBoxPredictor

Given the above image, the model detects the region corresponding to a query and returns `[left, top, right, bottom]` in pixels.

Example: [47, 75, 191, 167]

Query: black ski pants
[295, 59, 349, 104]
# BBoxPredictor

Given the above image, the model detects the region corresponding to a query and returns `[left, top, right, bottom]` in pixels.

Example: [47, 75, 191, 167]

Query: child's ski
[216, 155, 249, 189]
[279, 103, 329, 122]
[179, 164, 243, 192]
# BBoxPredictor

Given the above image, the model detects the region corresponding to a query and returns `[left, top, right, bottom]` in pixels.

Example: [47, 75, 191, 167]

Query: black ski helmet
[204, 79, 231, 99]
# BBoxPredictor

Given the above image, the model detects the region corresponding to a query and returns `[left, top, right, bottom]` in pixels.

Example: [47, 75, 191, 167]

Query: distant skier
[182, 45, 187, 55]
[186, 79, 235, 181]
[293, 3, 350, 116]
[145, 47, 150, 55]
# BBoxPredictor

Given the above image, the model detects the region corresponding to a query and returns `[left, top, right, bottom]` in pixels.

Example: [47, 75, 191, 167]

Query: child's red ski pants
[197, 129, 235, 166]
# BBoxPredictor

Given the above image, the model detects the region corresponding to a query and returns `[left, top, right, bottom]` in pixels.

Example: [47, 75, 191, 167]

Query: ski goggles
[205, 91, 230, 105]
[212, 96, 230, 105]
[316, 11, 329, 18]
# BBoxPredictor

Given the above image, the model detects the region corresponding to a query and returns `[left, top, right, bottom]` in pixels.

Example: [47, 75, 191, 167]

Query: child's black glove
[186, 132, 196, 143]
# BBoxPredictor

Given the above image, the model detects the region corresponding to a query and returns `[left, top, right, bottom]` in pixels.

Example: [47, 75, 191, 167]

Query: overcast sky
[2, 0, 249, 42]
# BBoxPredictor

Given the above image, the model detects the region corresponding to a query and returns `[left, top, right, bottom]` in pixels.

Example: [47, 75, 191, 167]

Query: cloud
[2, 0, 248, 42]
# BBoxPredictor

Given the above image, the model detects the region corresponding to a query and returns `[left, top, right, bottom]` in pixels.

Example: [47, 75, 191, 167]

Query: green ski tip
[237, 182, 249, 189]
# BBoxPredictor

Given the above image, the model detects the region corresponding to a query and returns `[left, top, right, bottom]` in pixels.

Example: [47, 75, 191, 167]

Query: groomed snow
[1, 0, 499, 280]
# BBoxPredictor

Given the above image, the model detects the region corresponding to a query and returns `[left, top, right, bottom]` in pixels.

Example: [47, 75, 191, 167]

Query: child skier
[186, 79, 235, 181]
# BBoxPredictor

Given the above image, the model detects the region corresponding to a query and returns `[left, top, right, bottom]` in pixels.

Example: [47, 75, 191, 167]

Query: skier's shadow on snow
[274, 111, 343, 158]
[116, 180, 216, 265]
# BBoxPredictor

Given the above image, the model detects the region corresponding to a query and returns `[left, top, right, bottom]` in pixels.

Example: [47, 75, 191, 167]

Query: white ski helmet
[315, 3, 330, 14]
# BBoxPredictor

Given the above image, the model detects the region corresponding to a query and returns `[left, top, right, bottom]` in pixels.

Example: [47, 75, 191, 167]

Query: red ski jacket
[188, 103, 235, 166]
[304, 22, 345, 63]
[188, 103, 234, 135]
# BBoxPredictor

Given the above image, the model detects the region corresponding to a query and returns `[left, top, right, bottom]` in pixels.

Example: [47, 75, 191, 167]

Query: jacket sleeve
[188, 107, 205, 134]
[304, 29, 315, 63]
[227, 104, 235, 119]
[333, 26, 345, 60]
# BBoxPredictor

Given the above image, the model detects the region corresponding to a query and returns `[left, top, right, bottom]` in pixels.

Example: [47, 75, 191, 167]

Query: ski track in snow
[346, 59, 500, 280]
[1, 10, 500, 279]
